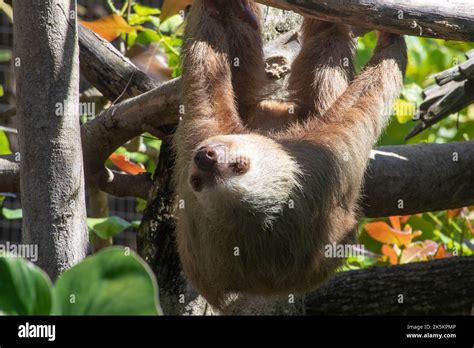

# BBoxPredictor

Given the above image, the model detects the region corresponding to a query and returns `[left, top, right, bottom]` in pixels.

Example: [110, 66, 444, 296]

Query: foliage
[351, 34, 474, 270]
[87, 216, 132, 240]
[0, 247, 162, 315]
[81, 14, 144, 42]
[344, 209, 474, 270]
[357, 33, 474, 145]
[0, 254, 53, 315]
[1, 207, 22, 220]
[0, 130, 11, 155]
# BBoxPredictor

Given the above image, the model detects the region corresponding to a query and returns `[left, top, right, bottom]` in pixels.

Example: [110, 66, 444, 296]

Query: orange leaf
[364, 222, 422, 247]
[160, 0, 192, 22]
[389, 216, 401, 231]
[400, 215, 411, 224]
[447, 208, 462, 218]
[109, 153, 146, 175]
[365, 222, 398, 245]
[435, 244, 446, 259]
[400, 240, 438, 264]
[382, 244, 398, 265]
[81, 14, 143, 42]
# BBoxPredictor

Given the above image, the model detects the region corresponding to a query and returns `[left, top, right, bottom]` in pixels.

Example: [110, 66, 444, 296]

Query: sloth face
[189, 134, 302, 212]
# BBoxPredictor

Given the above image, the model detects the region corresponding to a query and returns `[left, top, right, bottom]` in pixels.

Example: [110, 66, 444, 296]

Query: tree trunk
[13, 0, 88, 279]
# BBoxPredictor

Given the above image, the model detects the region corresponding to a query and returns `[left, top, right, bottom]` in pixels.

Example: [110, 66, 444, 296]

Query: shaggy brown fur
[173, 0, 407, 310]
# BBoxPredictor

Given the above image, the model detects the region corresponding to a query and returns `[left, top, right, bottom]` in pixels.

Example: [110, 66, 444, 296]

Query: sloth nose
[194, 144, 224, 172]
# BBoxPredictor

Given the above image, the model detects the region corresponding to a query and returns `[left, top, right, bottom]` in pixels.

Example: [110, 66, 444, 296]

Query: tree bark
[13, 0, 88, 279]
[363, 142, 474, 217]
[304, 257, 474, 315]
[78, 24, 159, 102]
[256, 0, 474, 41]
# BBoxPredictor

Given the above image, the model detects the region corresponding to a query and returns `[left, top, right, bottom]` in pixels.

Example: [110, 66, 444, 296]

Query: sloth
[173, 0, 407, 310]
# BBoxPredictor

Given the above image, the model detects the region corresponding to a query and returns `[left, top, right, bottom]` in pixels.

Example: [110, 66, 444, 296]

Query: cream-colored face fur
[189, 134, 302, 214]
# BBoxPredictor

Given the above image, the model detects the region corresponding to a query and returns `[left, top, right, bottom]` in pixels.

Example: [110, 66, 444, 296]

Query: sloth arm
[279, 33, 407, 207]
[178, 0, 244, 156]
[288, 20, 357, 120]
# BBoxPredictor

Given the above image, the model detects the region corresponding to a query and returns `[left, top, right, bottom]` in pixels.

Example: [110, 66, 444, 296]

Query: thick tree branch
[81, 78, 179, 194]
[97, 169, 153, 200]
[304, 257, 474, 315]
[363, 141, 474, 217]
[256, 0, 474, 41]
[79, 25, 159, 102]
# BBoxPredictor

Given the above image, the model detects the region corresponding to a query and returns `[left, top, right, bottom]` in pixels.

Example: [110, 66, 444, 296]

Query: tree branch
[256, 0, 474, 41]
[363, 141, 474, 217]
[79, 25, 159, 102]
[96, 169, 153, 200]
[81, 78, 179, 194]
[304, 257, 474, 315]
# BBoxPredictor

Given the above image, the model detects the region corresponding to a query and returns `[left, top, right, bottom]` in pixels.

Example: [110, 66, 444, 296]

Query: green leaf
[2, 207, 22, 219]
[0, 256, 53, 315]
[131, 220, 142, 229]
[159, 14, 183, 34]
[149, 16, 161, 28]
[0, 0, 13, 23]
[136, 198, 147, 213]
[136, 28, 161, 45]
[0, 130, 11, 155]
[53, 247, 162, 315]
[87, 216, 131, 239]
[128, 151, 149, 164]
[401, 83, 423, 104]
[0, 49, 11, 63]
[128, 13, 152, 25]
[133, 3, 160, 16]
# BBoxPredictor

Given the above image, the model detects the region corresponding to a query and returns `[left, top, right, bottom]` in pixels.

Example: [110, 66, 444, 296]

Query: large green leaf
[0, 256, 53, 315]
[87, 216, 131, 239]
[53, 247, 161, 315]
